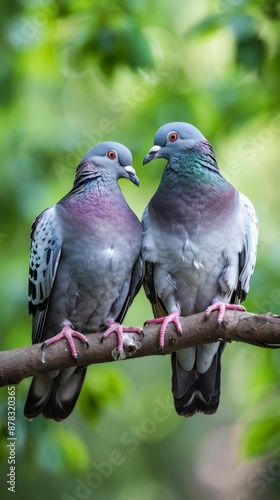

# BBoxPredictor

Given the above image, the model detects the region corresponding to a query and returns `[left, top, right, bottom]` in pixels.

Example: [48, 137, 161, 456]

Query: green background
[1, 0, 280, 498]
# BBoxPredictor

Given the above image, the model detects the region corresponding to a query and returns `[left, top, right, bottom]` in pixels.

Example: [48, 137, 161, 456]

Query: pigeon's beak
[143, 145, 162, 165]
[124, 166, 140, 186]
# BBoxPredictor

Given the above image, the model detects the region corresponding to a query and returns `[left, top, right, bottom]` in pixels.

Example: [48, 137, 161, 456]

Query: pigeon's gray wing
[116, 255, 143, 324]
[142, 205, 167, 318]
[230, 194, 258, 304]
[143, 261, 167, 318]
[28, 205, 62, 344]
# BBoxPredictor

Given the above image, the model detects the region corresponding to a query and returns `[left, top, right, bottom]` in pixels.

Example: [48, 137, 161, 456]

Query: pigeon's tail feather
[171, 346, 222, 417]
[24, 367, 86, 422]
[24, 373, 55, 420]
[43, 367, 87, 421]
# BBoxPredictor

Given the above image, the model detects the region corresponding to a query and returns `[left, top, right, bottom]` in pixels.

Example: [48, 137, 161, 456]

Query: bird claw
[145, 310, 182, 351]
[41, 324, 89, 362]
[205, 302, 246, 324]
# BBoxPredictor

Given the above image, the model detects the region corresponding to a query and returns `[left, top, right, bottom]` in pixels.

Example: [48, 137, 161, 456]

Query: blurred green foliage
[1, 0, 280, 498]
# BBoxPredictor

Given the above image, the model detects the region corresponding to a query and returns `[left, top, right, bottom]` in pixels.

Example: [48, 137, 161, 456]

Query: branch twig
[1, 311, 280, 387]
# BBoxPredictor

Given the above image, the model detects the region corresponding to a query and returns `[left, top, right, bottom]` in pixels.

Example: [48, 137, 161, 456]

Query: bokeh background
[1, 0, 280, 499]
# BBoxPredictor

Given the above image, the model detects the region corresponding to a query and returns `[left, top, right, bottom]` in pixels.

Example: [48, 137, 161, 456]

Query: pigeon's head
[143, 122, 206, 165]
[75, 141, 139, 187]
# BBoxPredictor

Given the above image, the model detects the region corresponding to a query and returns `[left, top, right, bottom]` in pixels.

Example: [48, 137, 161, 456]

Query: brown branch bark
[1, 311, 280, 387]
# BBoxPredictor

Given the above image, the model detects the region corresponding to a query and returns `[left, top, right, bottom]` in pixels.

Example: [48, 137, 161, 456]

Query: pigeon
[142, 122, 258, 417]
[24, 141, 143, 421]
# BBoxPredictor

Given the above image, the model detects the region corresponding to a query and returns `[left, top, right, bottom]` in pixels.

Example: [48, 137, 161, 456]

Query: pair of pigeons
[24, 122, 258, 422]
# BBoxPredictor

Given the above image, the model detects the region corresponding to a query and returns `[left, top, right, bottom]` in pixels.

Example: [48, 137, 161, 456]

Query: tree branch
[1, 311, 280, 387]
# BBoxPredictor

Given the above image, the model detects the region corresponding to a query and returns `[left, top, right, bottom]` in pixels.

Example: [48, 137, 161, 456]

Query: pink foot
[205, 302, 246, 323]
[101, 320, 143, 358]
[144, 310, 182, 351]
[42, 324, 89, 361]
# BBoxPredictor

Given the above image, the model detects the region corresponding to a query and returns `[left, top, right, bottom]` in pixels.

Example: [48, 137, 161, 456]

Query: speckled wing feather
[234, 193, 258, 303]
[28, 205, 62, 344]
[221, 193, 258, 306]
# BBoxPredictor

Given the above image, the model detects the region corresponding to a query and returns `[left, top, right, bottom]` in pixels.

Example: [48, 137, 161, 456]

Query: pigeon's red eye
[169, 132, 178, 142]
[107, 150, 116, 160]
